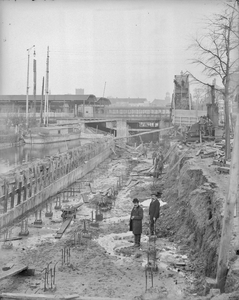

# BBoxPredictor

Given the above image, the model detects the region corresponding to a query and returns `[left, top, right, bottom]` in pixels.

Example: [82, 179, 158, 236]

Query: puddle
[97, 232, 133, 256]
[96, 232, 149, 259]
[95, 232, 137, 266]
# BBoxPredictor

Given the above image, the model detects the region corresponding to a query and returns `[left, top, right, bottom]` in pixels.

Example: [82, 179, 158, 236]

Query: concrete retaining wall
[0, 138, 114, 230]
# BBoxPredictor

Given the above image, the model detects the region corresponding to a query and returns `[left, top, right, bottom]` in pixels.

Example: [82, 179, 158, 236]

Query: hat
[133, 198, 139, 203]
[151, 193, 158, 197]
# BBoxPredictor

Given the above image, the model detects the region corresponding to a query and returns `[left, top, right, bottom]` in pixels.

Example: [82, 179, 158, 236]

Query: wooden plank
[55, 218, 73, 239]
[0, 293, 79, 300]
[0, 264, 28, 281]
[89, 183, 96, 194]
[218, 166, 230, 174]
[110, 147, 116, 155]
[138, 167, 151, 173]
[196, 149, 202, 156]
[0, 237, 22, 242]
[0, 294, 128, 300]
[81, 192, 89, 203]
[125, 179, 132, 186]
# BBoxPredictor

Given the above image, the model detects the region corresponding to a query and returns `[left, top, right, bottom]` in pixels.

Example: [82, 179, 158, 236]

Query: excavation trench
[0, 143, 227, 299]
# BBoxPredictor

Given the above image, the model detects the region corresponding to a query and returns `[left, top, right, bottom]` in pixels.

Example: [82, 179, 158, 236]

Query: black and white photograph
[0, 0, 238, 299]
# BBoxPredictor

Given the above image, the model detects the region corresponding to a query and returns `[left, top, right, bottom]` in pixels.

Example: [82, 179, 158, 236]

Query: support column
[10, 184, 15, 209]
[3, 180, 9, 213]
[96, 207, 103, 221]
[17, 181, 22, 205]
[63, 190, 69, 203]
[34, 210, 43, 225]
[54, 195, 62, 209]
[116, 120, 128, 147]
[2, 228, 13, 249]
[45, 202, 53, 217]
[19, 218, 29, 236]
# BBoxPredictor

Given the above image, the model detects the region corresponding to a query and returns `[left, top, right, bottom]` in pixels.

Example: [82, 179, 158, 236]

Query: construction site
[0, 116, 238, 300]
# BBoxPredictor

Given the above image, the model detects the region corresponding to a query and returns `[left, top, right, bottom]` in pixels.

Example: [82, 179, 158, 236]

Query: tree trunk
[224, 92, 231, 160]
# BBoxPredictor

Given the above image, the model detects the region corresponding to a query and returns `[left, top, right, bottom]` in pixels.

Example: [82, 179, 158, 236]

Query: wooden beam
[0, 293, 78, 300]
[55, 218, 73, 239]
[114, 126, 174, 140]
[0, 294, 130, 300]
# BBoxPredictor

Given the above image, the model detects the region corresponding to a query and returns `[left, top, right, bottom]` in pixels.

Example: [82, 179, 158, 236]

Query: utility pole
[40, 77, 44, 126]
[216, 0, 239, 291]
[33, 48, 37, 117]
[234, 0, 239, 260]
[26, 45, 35, 128]
[103, 81, 106, 97]
[44, 46, 50, 126]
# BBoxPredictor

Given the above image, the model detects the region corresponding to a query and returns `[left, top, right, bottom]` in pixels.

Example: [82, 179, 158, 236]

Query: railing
[172, 109, 207, 126]
[94, 112, 171, 121]
[0, 108, 171, 121]
[0, 112, 75, 118]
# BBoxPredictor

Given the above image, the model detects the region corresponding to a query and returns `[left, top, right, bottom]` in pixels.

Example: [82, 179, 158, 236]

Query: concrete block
[54, 205, 62, 210]
[34, 220, 43, 225]
[209, 288, 220, 297]
[90, 222, 99, 228]
[62, 199, 70, 203]
[19, 230, 29, 236]
[204, 277, 218, 296]
[1, 242, 13, 249]
[96, 214, 103, 221]
[45, 212, 53, 217]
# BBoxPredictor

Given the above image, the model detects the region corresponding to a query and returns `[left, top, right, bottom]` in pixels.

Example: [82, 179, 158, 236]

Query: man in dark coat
[149, 193, 160, 235]
[130, 198, 144, 247]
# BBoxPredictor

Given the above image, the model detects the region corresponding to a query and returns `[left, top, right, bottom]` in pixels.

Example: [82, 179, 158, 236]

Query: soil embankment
[157, 142, 236, 295]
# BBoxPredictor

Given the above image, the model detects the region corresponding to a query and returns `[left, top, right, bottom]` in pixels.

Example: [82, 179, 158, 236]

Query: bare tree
[193, 86, 212, 110]
[189, 4, 238, 159]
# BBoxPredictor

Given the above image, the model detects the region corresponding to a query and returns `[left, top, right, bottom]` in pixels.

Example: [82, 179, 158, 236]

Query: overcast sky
[0, 0, 228, 102]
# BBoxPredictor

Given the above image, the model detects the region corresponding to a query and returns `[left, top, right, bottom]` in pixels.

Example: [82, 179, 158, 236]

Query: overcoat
[149, 199, 160, 220]
[130, 205, 143, 234]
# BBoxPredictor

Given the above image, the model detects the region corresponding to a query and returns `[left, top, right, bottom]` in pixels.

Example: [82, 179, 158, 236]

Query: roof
[108, 97, 147, 104]
[151, 99, 168, 106]
[0, 94, 97, 103]
[96, 97, 111, 105]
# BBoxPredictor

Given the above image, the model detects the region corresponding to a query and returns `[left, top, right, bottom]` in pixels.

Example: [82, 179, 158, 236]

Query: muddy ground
[0, 143, 238, 300]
